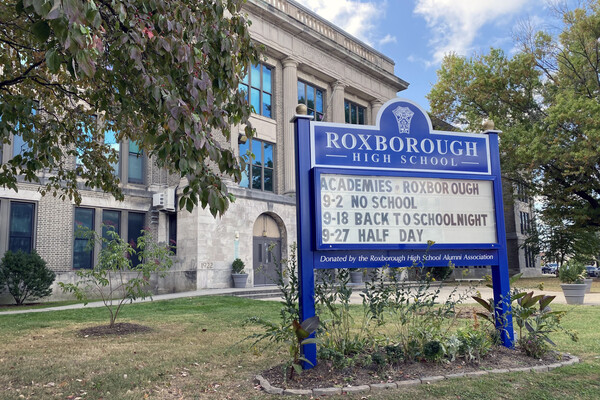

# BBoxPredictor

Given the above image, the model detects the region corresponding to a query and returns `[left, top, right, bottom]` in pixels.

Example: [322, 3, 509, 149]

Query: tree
[0, 0, 260, 216]
[59, 226, 174, 328]
[428, 0, 600, 235]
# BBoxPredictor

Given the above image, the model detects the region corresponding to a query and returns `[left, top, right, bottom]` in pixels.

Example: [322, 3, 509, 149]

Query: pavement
[1, 282, 599, 315]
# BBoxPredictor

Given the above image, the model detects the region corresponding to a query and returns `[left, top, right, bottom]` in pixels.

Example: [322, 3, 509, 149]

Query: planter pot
[584, 278, 593, 294]
[232, 273, 248, 288]
[350, 270, 363, 284]
[560, 283, 586, 305]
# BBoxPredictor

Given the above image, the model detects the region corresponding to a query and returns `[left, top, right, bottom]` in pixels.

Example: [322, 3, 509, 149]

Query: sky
[293, 0, 563, 111]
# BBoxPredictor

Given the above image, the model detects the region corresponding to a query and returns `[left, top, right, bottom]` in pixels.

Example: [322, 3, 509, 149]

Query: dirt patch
[78, 322, 153, 337]
[262, 347, 568, 390]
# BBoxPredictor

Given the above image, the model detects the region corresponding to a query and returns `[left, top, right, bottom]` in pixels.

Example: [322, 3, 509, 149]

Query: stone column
[331, 81, 346, 123]
[371, 99, 384, 125]
[283, 57, 298, 194]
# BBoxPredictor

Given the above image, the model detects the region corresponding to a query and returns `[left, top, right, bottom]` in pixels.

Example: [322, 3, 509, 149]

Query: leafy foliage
[558, 259, 586, 284]
[59, 226, 173, 327]
[428, 0, 600, 243]
[0, 250, 55, 305]
[244, 244, 320, 381]
[231, 258, 245, 274]
[0, 0, 261, 216]
[473, 274, 578, 358]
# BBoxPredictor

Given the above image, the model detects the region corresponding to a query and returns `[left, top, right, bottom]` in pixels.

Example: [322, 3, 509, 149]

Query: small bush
[0, 250, 55, 305]
[519, 335, 549, 359]
[384, 344, 404, 365]
[231, 258, 245, 274]
[558, 260, 585, 284]
[423, 340, 444, 362]
[457, 327, 492, 363]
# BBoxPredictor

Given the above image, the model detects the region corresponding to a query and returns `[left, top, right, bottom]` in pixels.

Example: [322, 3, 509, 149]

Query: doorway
[253, 214, 282, 286]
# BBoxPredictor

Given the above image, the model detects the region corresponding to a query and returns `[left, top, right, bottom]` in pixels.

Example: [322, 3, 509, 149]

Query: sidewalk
[0, 286, 273, 315]
[1, 284, 599, 315]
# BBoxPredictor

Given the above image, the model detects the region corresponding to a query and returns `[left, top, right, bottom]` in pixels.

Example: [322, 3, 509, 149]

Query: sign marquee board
[316, 173, 498, 249]
[293, 99, 514, 368]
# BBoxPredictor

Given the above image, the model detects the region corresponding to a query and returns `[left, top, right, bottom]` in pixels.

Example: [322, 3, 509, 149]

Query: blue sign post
[292, 99, 514, 369]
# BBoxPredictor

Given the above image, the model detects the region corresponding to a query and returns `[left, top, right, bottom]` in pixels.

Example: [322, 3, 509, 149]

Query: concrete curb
[254, 354, 581, 396]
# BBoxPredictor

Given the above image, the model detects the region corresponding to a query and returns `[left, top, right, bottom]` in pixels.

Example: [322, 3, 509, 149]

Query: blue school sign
[293, 99, 514, 369]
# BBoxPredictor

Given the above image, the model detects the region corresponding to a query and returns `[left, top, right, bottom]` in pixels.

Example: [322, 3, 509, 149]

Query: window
[519, 211, 531, 235]
[345, 100, 366, 125]
[168, 213, 177, 255]
[102, 210, 121, 242]
[516, 182, 529, 202]
[297, 81, 324, 121]
[128, 141, 144, 183]
[239, 63, 272, 118]
[239, 139, 274, 192]
[127, 212, 145, 267]
[104, 128, 120, 177]
[9, 202, 35, 253]
[73, 208, 95, 269]
[524, 245, 536, 268]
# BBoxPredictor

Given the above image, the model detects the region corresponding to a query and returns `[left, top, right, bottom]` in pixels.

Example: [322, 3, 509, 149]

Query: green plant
[371, 351, 386, 372]
[423, 340, 444, 362]
[59, 226, 173, 327]
[444, 335, 461, 361]
[290, 316, 320, 380]
[558, 260, 586, 284]
[361, 257, 468, 362]
[457, 327, 492, 363]
[246, 243, 319, 381]
[384, 344, 404, 365]
[245, 244, 300, 344]
[315, 268, 373, 356]
[231, 258, 245, 274]
[520, 334, 550, 359]
[0, 250, 55, 305]
[473, 274, 578, 359]
[423, 265, 454, 281]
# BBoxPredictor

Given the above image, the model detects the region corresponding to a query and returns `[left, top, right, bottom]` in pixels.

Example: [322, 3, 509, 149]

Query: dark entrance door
[253, 237, 281, 286]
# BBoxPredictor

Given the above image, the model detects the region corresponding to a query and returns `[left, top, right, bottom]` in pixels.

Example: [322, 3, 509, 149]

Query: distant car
[585, 265, 598, 278]
[542, 263, 558, 274]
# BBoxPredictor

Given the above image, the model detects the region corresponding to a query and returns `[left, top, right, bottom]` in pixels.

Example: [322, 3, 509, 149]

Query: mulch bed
[262, 346, 569, 390]
[78, 322, 153, 337]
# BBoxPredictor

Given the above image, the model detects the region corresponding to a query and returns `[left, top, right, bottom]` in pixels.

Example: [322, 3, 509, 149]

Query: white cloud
[294, 0, 382, 46]
[378, 34, 397, 46]
[414, 0, 532, 65]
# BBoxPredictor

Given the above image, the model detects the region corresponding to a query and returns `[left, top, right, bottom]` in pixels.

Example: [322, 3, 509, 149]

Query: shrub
[457, 327, 492, 363]
[423, 340, 444, 362]
[59, 226, 173, 327]
[231, 258, 245, 274]
[0, 250, 55, 305]
[558, 260, 586, 283]
[384, 344, 404, 365]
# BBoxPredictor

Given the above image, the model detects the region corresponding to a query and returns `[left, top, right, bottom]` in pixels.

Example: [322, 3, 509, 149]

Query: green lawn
[0, 296, 599, 399]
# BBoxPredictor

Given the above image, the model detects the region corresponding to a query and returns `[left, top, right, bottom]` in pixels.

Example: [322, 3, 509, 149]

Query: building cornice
[245, 0, 409, 92]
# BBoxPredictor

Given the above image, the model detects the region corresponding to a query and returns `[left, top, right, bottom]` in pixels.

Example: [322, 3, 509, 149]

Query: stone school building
[0, 0, 539, 302]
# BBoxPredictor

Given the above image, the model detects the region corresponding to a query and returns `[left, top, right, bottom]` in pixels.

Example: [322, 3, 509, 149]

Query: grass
[461, 275, 597, 293]
[0, 295, 599, 399]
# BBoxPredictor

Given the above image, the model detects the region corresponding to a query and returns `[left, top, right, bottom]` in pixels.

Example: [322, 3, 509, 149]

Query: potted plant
[231, 258, 248, 288]
[349, 268, 363, 284]
[558, 260, 587, 305]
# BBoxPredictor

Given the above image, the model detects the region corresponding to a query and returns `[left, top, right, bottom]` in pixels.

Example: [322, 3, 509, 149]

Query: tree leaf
[32, 20, 51, 42]
[46, 48, 61, 73]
